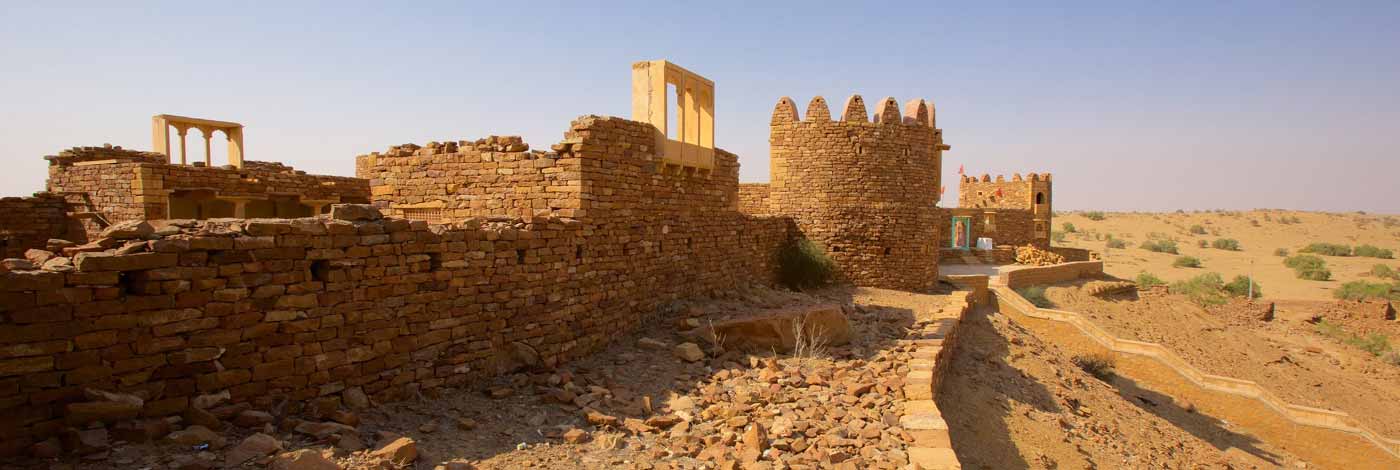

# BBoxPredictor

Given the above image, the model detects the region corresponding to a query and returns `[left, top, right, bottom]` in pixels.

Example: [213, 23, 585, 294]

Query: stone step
[909, 447, 962, 469]
[901, 400, 951, 448]
[903, 370, 933, 400]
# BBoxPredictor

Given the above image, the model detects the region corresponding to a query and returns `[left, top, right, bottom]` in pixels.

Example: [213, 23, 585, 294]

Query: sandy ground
[937, 306, 1303, 469]
[1040, 280, 1400, 437]
[1055, 210, 1400, 301]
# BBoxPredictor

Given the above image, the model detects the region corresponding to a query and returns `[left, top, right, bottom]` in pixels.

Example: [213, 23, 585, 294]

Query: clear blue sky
[3, 1, 1397, 212]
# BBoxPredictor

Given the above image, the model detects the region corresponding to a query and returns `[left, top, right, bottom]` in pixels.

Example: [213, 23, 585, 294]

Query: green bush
[1333, 280, 1399, 301]
[1084, 211, 1106, 221]
[1297, 267, 1333, 281]
[1300, 243, 1353, 257]
[1170, 272, 1229, 307]
[1371, 264, 1400, 281]
[1354, 244, 1394, 259]
[1106, 238, 1127, 249]
[1284, 254, 1331, 281]
[1224, 275, 1262, 299]
[1017, 286, 1053, 308]
[1284, 254, 1326, 271]
[776, 238, 835, 290]
[1211, 238, 1241, 251]
[1189, 225, 1207, 235]
[1273, 248, 1289, 257]
[1062, 222, 1077, 233]
[1135, 272, 1166, 288]
[1051, 231, 1067, 243]
[1140, 239, 1179, 254]
[1173, 256, 1202, 268]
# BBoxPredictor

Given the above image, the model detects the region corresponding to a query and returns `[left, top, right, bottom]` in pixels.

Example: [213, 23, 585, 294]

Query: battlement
[960, 173, 1052, 183]
[771, 94, 940, 128]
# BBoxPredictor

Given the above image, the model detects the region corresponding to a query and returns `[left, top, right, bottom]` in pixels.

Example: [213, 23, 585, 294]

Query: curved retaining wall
[993, 282, 1400, 467]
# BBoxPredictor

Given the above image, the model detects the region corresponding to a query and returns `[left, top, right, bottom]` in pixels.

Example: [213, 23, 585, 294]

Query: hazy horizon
[2, 2, 1397, 212]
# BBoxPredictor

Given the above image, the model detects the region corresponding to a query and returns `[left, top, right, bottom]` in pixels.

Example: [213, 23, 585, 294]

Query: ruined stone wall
[737, 184, 772, 215]
[355, 136, 581, 220]
[767, 95, 944, 291]
[45, 146, 370, 242]
[0, 194, 70, 259]
[0, 115, 791, 452]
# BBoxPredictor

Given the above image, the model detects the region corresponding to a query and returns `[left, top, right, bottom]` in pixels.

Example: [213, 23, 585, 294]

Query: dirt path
[1042, 282, 1400, 437]
[936, 306, 1300, 469]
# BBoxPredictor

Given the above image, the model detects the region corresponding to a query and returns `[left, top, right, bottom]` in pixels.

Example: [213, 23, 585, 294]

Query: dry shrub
[1074, 353, 1116, 381]
[790, 314, 830, 362]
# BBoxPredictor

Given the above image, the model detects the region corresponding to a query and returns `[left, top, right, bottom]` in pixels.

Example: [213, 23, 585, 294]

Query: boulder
[225, 433, 282, 467]
[65, 389, 144, 426]
[270, 449, 340, 470]
[342, 387, 371, 409]
[371, 437, 418, 464]
[166, 425, 227, 449]
[705, 304, 852, 352]
[674, 343, 705, 362]
[329, 204, 381, 222]
[100, 220, 155, 240]
[24, 249, 56, 266]
[1, 258, 35, 271]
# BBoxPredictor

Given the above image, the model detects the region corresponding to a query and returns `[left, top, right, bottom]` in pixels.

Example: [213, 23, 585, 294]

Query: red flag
[940, 186, 946, 195]
[958, 164, 964, 175]
[996, 188, 1003, 197]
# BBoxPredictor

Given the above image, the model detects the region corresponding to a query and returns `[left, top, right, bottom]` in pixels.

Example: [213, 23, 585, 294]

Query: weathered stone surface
[269, 449, 340, 470]
[329, 204, 381, 221]
[225, 432, 282, 467]
[371, 437, 418, 463]
[674, 343, 705, 362]
[100, 220, 154, 240]
[167, 425, 226, 449]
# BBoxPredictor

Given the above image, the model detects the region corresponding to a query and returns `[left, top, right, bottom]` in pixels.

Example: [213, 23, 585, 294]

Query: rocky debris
[705, 304, 852, 352]
[100, 220, 154, 239]
[562, 428, 589, 443]
[46, 238, 75, 252]
[234, 409, 275, 428]
[343, 387, 371, 409]
[225, 432, 283, 467]
[171, 452, 218, 470]
[329, 204, 382, 221]
[29, 437, 61, 458]
[637, 337, 668, 350]
[167, 425, 227, 449]
[270, 449, 341, 470]
[65, 389, 144, 426]
[371, 436, 418, 464]
[60, 427, 109, 455]
[1015, 244, 1065, 266]
[674, 342, 706, 362]
[1, 258, 35, 270]
[24, 248, 56, 265]
[1082, 280, 1137, 297]
[294, 420, 357, 439]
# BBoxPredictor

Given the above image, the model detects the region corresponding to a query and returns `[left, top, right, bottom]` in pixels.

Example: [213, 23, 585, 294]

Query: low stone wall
[0, 193, 70, 259]
[999, 260, 1104, 289]
[938, 247, 1014, 265]
[1049, 246, 1094, 262]
[993, 285, 1400, 467]
[900, 286, 981, 470]
[0, 207, 789, 453]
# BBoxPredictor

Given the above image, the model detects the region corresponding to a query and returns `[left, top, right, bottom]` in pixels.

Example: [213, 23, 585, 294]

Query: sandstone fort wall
[0, 115, 792, 451]
[766, 95, 944, 291]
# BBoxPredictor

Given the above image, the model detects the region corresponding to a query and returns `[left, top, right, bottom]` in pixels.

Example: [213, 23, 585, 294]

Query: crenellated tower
[765, 94, 949, 290]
